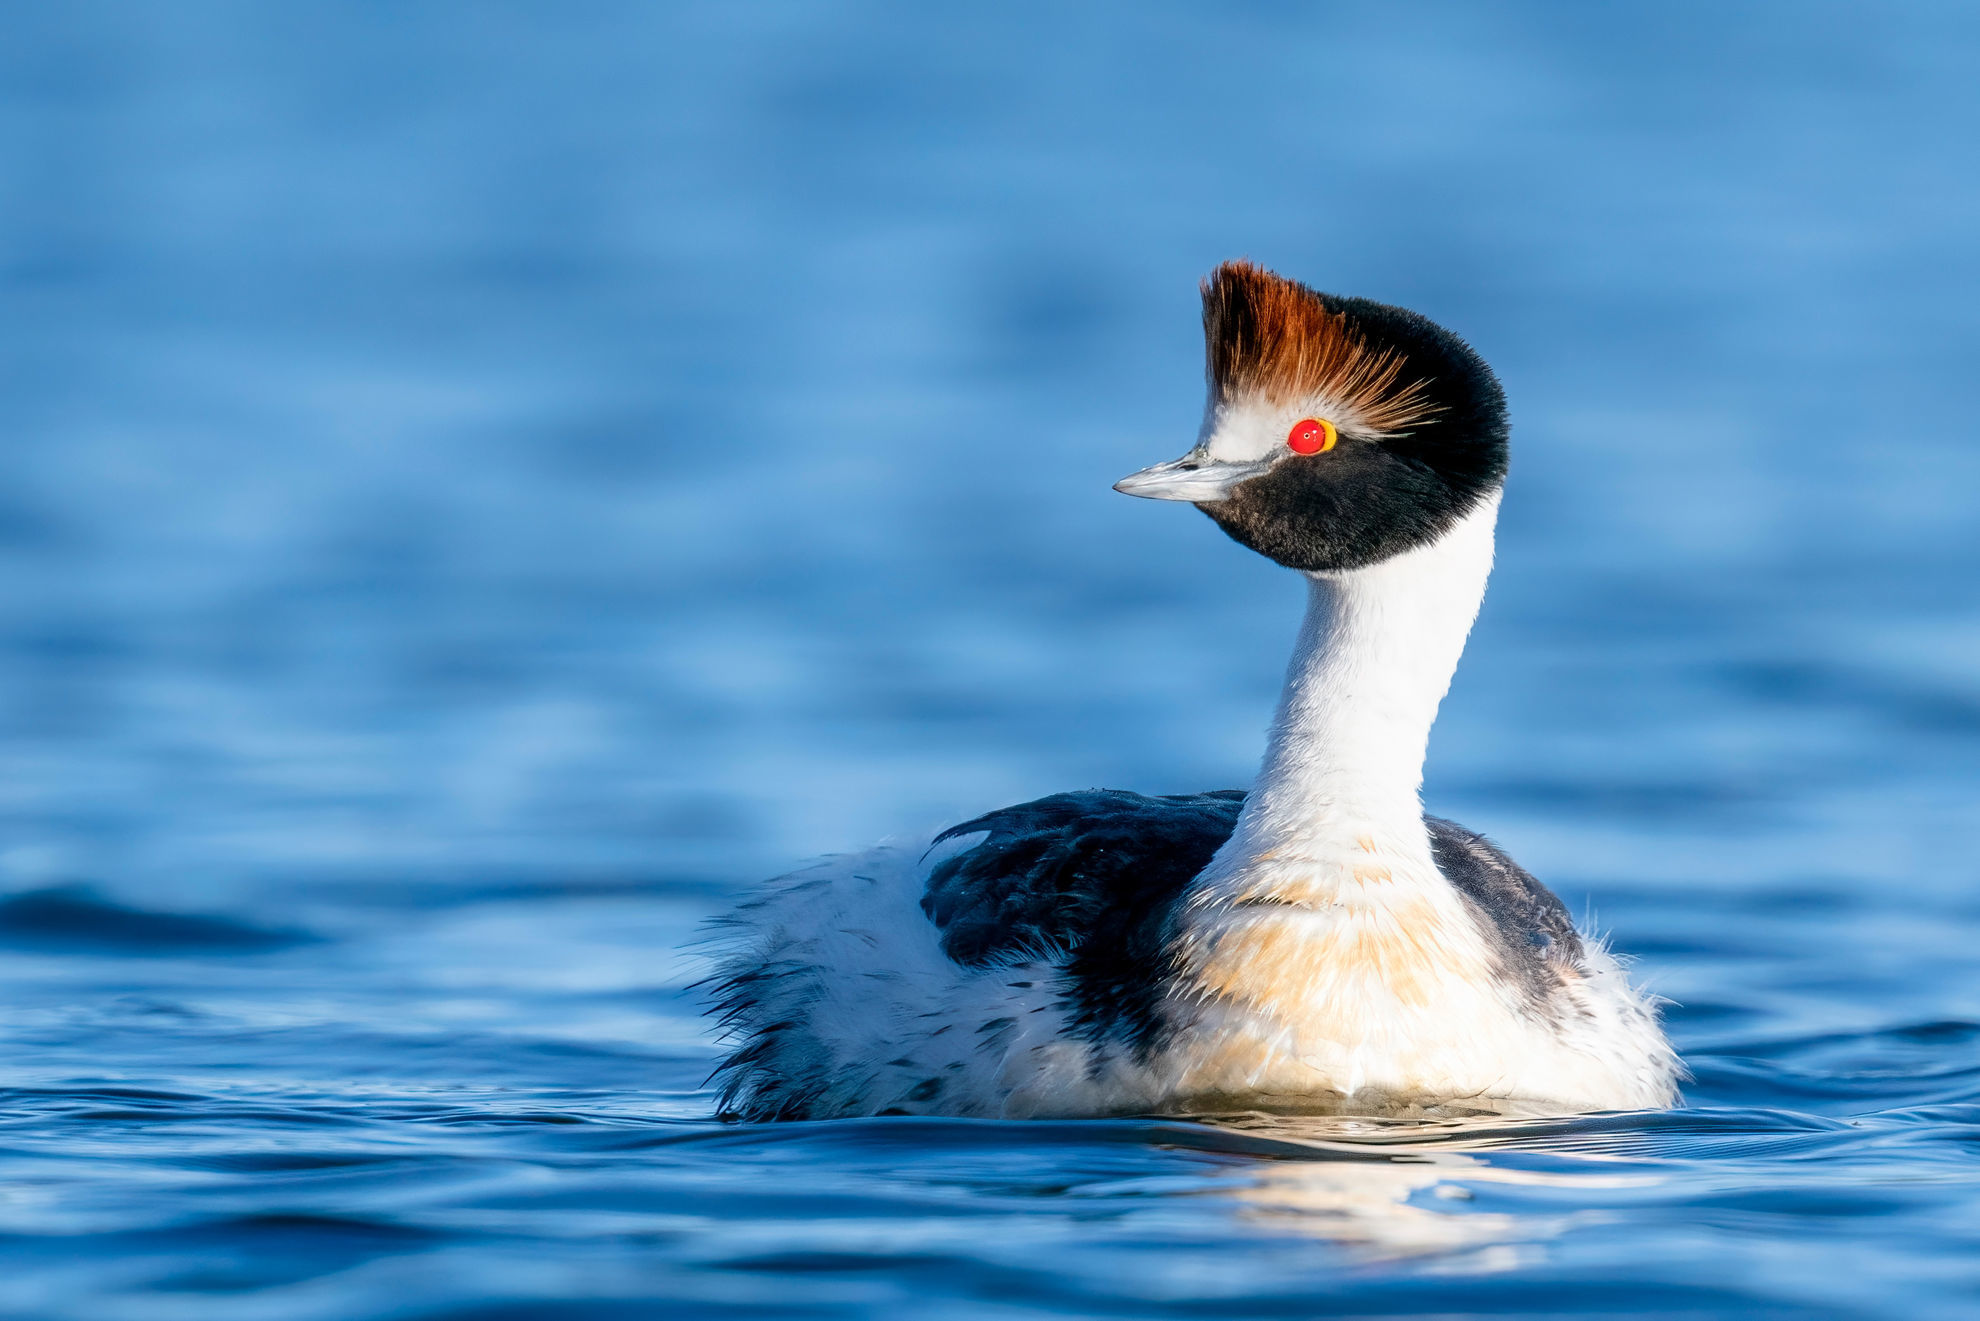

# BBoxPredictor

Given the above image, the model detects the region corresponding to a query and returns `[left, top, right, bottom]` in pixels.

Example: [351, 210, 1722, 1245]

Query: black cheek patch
[1202, 443, 1470, 573]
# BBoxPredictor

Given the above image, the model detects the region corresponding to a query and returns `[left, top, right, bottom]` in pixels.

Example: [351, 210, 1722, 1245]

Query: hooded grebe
[702, 261, 1680, 1121]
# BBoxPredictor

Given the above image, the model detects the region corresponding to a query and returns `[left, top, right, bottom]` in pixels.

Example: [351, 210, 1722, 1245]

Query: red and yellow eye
[1286, 418, 1337, 455]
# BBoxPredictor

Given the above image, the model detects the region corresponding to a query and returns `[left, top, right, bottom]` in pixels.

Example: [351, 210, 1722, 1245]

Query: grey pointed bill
[1112, 453, 1268, 503]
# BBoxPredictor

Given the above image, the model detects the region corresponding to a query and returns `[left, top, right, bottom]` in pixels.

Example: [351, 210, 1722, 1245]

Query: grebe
[702, 261, 1680, 1121]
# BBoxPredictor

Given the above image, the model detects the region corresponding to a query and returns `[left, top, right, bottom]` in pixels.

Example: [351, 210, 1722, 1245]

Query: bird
[699, 260, 1680, 1122]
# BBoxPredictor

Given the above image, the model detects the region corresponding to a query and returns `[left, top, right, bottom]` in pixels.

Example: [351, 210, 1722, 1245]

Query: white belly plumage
[700, 835, 1680, 1122]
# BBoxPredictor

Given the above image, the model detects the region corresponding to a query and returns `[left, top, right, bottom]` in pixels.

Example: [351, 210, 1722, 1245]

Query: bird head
[1116, 261, 1509, 573]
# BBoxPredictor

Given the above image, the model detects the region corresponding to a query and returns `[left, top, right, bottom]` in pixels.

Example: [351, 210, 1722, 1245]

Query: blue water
[4, 3, 1980, 1316]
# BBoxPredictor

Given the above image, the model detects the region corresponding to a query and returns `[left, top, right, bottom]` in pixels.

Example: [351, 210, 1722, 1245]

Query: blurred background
[3, 3, 1979, 1317]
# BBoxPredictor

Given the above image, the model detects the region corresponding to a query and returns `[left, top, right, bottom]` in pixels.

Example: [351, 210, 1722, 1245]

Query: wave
[0, 886, 317, 954]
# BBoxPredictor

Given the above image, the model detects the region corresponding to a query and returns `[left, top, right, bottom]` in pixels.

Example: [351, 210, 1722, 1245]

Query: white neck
[1204, 492, 1500, 885]
[1149, 488, 1678, 1110]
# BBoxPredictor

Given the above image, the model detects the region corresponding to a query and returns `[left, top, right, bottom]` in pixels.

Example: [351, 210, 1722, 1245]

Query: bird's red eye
[1286, 418, 1337, 455]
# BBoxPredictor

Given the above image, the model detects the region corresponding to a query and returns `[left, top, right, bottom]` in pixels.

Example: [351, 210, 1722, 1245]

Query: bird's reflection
[1186, 1109, 1663, 1264]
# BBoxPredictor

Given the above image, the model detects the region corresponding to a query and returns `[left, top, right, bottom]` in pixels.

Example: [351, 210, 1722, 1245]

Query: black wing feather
[1424, 815, 1585, 1004]
[924, 789, 1244, 1053]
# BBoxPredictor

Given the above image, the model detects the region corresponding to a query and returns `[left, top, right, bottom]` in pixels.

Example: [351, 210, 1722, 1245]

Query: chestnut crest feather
[1203, 260, 1441, 435]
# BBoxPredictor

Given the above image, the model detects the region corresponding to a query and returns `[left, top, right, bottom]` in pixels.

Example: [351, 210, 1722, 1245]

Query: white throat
[1205, 491, 1501, 886]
